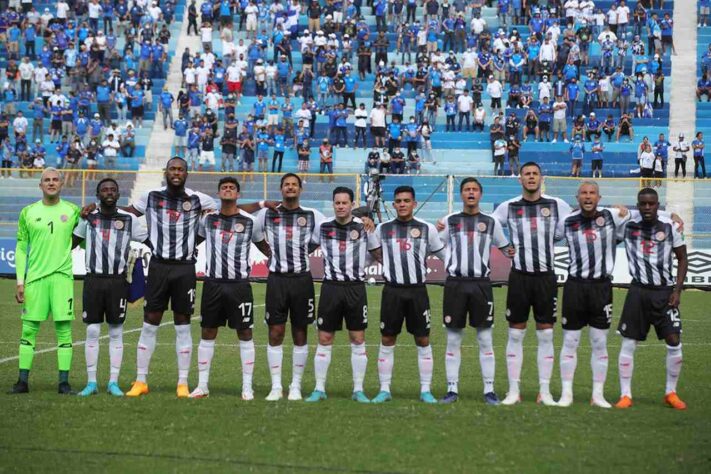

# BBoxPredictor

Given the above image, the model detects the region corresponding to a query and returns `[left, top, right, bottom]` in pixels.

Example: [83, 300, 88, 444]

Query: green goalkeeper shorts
[22, 273, 75, 322]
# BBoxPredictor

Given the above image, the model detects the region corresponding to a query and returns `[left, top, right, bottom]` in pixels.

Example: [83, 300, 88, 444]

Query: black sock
[19, 369, 29, 383]
[59, 370, 69, 384]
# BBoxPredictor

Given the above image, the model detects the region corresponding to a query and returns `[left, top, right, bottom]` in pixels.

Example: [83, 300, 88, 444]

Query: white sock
[589, 327, 609, 395]
[85, 323, 101, 384]
[108, 324, 123, 384]
[536, 328, 555, 395]
[291, 345, 309, 390]
[267, 344, 283, 390]
[350, 342, 367, 393]
[506, 328, 526, 394]
[239, 339, 255, 393]
[560, 330, 581, 394]
[665, 344, 683, 395]
[477, 328, 495, 394]
[197, 339, 215, 390]
[314, 344, 332, 392]
[417, 345, 433, 393]
[445, 329, 463, 393]
[619, 337, 637, 398]
[175, 324, 192, 386]
[136, 322, 158, 383]
[378, 344, 395, 393]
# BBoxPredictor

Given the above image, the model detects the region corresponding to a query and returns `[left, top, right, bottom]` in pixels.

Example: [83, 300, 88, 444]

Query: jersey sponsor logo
[477, 222, 487, 232]
[234, 223, 245, 233]
[410, 228, 421, 238]
[596, 216, 606, 227]
[220, 230, 234, 244]
[182, 201, 192, 211]
[350, 229, 360, 240]
[540, 207, 551, 217]
[297, 216, 307, 227]
[114, 220, 124, 230]
[166, 209, 182, 222]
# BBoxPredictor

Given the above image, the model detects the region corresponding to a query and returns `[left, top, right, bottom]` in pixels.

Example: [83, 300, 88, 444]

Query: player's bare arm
[369, 247, 383, 263]
[669, 245, 688, 308]
[255, 240, 272, 259]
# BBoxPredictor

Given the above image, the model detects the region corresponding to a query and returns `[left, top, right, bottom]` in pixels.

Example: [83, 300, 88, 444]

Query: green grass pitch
[0, 279, 709, 473]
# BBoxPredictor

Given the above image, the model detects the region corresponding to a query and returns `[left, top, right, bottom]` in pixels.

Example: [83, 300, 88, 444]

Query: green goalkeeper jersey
[16, 199, 80, 285]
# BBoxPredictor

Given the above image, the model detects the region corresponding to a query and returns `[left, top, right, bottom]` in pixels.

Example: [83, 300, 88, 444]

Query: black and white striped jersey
[440, 211, 509, 279]
[312, 217, 378, 282]
[371, 217, 445, 286]
[558, 208, 628, 280]
[133, 187, 217, 262]
[621, 215, 684, 287]
[199, 211, 259, 281]
[253, 206, 326, 274]
[493, 194, 572, 273]
[74, 209, 147, 276]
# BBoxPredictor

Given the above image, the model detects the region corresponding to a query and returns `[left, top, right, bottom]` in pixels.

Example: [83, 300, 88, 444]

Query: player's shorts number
[487, 301, 494, 321]
[362, 305, 368, 324]
[307, 298, 315, 318]
[187, 288, 196, 303]
[239, 302, 253, 323]
[423, 309, 431, 329]
[603, 303, 613, 324]
[667, 308, 681, 328]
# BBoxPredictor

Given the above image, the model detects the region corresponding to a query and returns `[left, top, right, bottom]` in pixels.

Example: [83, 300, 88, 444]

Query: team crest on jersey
[297, 216, 307, 227]
[350, 229, 360, 240]
[477, 222, 487, 232]
[410, 228, 421, 238]
[60, 214, 68, 222]
[595, 216, 606, 227]
[114, 220, 124, 230]
[540, 208, 551, 217]
[655, 231, 666, 242]
[234, 222, 245, 233]
[182, 201, 193, 211]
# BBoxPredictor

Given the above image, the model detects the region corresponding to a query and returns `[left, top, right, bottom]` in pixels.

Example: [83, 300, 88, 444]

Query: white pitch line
[0, 305, 265, 365]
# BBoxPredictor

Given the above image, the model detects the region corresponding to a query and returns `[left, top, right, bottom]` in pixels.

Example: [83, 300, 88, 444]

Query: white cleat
[188, 387, 209, 399]
[287, 386, 302, 401]
[265, 388, 283, 401]
[557, 392, 574, 407]
[242, 390, 255, 401]
[501, 391, 521, 405]
[591, 395, 612, 409]
[537, 392, 558, 406]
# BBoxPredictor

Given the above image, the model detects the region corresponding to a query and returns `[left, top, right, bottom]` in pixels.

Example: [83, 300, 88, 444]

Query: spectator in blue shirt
[173, 115, 189, 157]
[692, 131, 707, 179]
[591, 136, 604, 178]
[569, 136, 585, 177]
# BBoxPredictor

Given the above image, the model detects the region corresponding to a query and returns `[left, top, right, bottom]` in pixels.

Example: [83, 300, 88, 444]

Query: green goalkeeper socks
[55, 321, 73, 372]
[18, 320, 40, 371]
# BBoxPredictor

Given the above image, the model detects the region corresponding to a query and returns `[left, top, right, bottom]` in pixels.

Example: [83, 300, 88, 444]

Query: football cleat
[287, 386, 302, 401]
[420, 392, 437, 404]
[241, 390, 255, 401]
[557, 392, 573, 408]
[664, 392, 687, 410]
[352, 391, 370, 403]
[126, 381, 149, 397]
[265, 388, 284, 401]
[537, 392, 557, 406]
[590, 394, 612, 409]
[188, 387, 209, 399]
[305, 390, 327, 403]
[501, 391, 521, 405]
[58, 382, 74, 395]
[8, 380, 29, 394]
[483, 392, 500, 406]
[371, 391, 393, 404]
[77, 382, 98, 397]
[615, 396, 633, 409]
[439, 391, 459, 404]
[106, 382, 124, 397]
[176, 384, 190, 398]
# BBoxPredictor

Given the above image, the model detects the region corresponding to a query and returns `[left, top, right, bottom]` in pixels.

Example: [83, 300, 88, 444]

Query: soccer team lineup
[10, 156, 690, 410]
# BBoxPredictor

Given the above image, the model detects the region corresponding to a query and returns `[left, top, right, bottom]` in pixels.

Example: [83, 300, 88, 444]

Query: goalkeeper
[10, 168, 80, 395]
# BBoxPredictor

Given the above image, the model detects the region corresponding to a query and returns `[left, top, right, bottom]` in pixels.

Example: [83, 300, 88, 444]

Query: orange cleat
[615, 396, 633, 409]
[176, 384, 190, 398]
[126, 381, 149, 397]
[664, 392, 687, 410]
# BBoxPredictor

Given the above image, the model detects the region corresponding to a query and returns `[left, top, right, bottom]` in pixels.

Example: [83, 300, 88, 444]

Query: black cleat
[58, 382, 74, 395]
[9, 380, 29, 394]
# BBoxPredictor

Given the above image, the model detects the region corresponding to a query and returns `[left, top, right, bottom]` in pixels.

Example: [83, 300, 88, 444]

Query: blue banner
[0, 238, 16, 275]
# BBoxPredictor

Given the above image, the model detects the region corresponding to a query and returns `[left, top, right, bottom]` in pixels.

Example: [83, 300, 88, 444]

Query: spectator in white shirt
[457, 90, 474, 131]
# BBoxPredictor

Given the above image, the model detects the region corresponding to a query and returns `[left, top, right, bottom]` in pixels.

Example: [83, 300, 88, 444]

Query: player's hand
[435, 219, 445, 231]
[668, 290, 681, 308]
[80, 202, 97, 218]
[505, 245, 516, 258]
[613, 205, 629, 218]
[671, 213, 685, 233]
[15, 284, 25, 304]
[264, 200, 281, 210]
[361, 216, 375, 233]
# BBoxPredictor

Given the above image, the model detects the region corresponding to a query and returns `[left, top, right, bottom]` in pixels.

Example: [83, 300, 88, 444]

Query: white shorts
[200, 150, 215, 165]
[174, 135, 187, 147]
[246, 17, 257, 31]
[267, 115, 279, 126]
